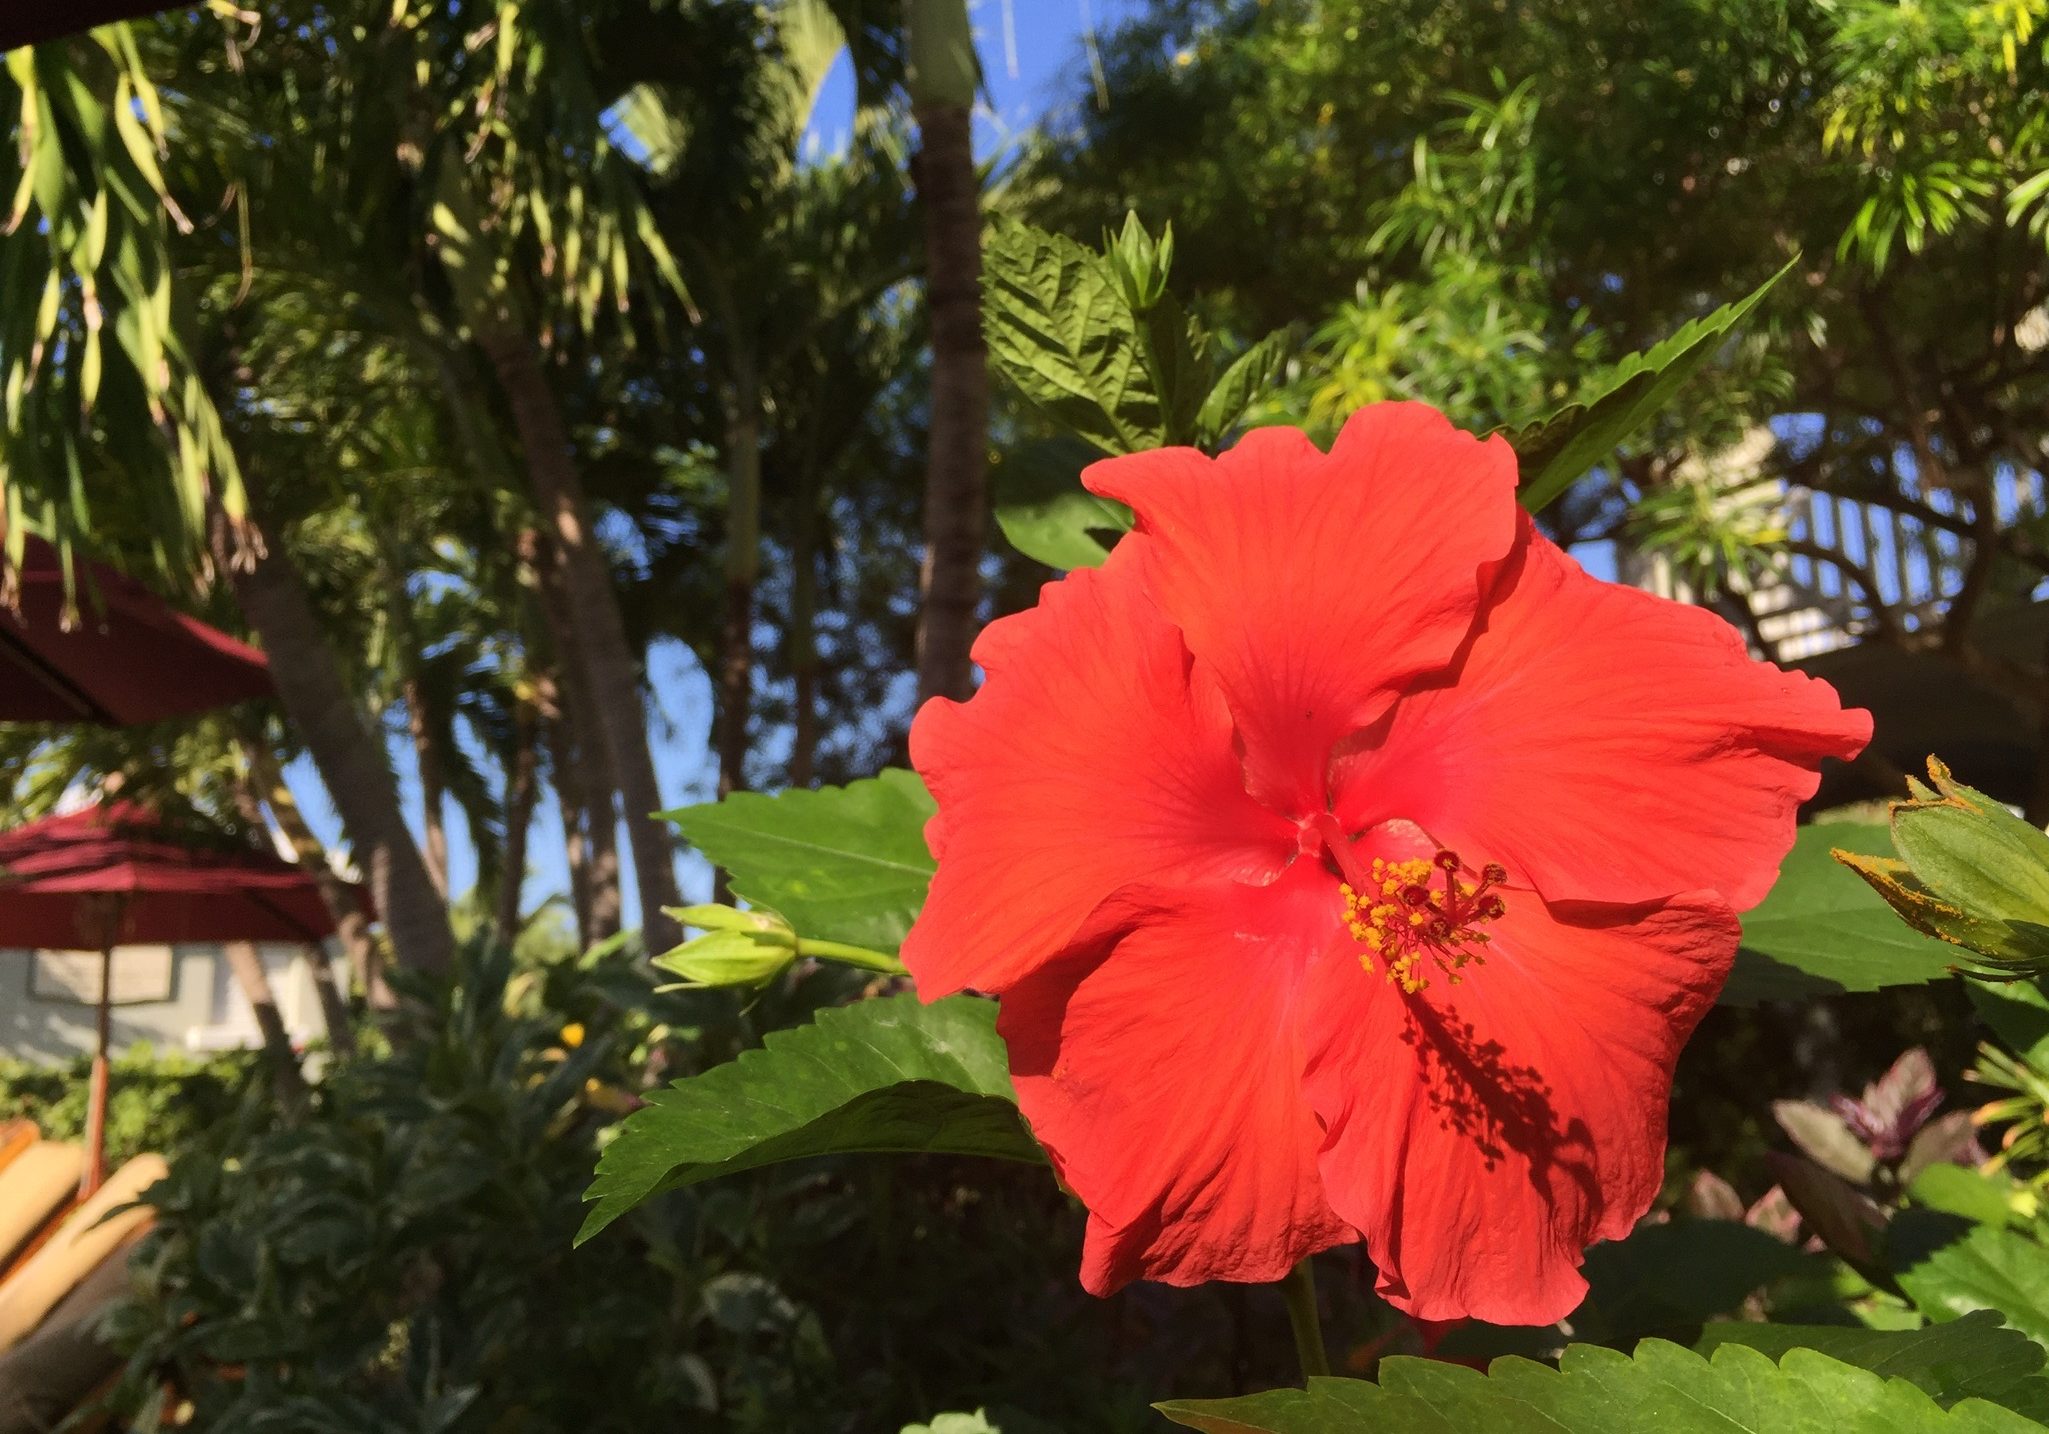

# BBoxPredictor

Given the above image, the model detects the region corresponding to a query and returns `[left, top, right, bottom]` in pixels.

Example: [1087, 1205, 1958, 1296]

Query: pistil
[1325, 829, 1507, 992]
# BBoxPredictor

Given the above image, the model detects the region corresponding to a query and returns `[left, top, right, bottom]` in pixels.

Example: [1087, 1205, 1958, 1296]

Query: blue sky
[287, 2, 1150, 933]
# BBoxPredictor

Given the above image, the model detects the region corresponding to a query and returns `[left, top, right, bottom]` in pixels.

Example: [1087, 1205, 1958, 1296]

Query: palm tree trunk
[480, 330, 680, 954]
[583, 746, 625, 943]
[299, 943, 356, 1058]
[907, 0, 988, 705]
[790, 480, 822, 789]
[229, 749, 371, 1041]
[533, 644, 622, 950]
[719, 383, 762, 800]
[520, 538, 623, 947]
[212, 506, 452, 977]
[402, 674, 451, 898]
[494, 699, 540, 946]
[239, 741, 388, 1013]
[221, 941, 306, 1103]
[545, 713, 594, 946]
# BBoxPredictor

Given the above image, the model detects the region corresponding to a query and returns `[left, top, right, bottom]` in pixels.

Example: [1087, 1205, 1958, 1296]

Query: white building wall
[0, 943, 331, 1064]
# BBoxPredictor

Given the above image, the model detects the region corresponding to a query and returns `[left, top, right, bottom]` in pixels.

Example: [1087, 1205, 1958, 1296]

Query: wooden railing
[1620, 470, 2045, 662]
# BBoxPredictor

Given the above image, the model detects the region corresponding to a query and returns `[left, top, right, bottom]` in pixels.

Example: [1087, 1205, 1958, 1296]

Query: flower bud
[663, 903, 795, 941]
[652, 928, 797, 990]
[1835, 756, 2049, 977]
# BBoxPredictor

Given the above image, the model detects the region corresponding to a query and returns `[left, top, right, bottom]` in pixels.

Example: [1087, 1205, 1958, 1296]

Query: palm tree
[616, 3, 919, 803]
[759, 0, 992, 705]
[0, 31, 246, 565]
[903, 0, 989, 705]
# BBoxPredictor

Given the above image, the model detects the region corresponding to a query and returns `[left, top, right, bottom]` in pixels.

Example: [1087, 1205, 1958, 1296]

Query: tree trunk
[238, 740, 389, 1014]
[221, 941, 306, 1103]
[402, 674, 451, 898]
[213, 506, 452, 977]
[539, 671, 622, 947]
[583, 742, 625, 944]
[519, 536, 623, 948]
[535, 652, 622, 945]
[480, 331, 680, 953]
[228, 751, 368, 1044]
[907, 0, 989, 705]
[718, 384, 762, 800]
[299, 943, 356, 1058]
[789, 477, 822, 789]
[495, 699, 540, 947]
[545, 712, 595, 947]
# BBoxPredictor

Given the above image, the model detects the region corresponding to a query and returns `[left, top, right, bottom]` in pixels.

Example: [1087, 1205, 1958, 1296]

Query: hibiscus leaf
[1907, 1164, 2019, 1230]
[1968, 979, 2049, 1069]
[1506, 256, 1796, 513]
[1438, 1218, 1821, 1363]
[1195, 326, 1294, 448]
[983, 216, 1164, 456]
[990, 431, 1133, 570]
[660, 770, 936, 953]
[1572, 1218, 1818, 1342]
[578, 994, 1043, 1243]
[1694, 1312, 2049, 1420]
[1723, 821, 1961, 1005]
[1890, 1213, 2049, 1351]
[1156, 1340, 2043, 1432]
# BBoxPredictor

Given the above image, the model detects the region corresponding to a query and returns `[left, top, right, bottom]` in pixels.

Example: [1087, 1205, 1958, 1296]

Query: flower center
[1339, 848, 1507, 993]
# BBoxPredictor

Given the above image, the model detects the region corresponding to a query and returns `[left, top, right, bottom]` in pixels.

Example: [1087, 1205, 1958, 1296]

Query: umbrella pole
[81, 945, 111, 1198]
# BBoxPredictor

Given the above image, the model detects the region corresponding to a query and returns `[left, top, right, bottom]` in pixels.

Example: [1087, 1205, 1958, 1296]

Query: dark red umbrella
[0, 802, 340, 1193]
[2, 1, 187, 52]
[0, 532, 271, 724]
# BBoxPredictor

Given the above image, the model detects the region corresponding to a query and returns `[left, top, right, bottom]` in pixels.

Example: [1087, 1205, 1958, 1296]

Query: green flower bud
[652, 928, 797, 990]
[1835, 756, 2049, 977]
[663, 904, 795, 941]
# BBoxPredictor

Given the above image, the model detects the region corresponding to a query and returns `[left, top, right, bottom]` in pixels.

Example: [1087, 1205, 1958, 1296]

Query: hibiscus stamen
[1338, 849, 1506, 993]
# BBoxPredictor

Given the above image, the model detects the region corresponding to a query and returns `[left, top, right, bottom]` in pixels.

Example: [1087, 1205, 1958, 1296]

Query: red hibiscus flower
[902, 403, 1870, 1325]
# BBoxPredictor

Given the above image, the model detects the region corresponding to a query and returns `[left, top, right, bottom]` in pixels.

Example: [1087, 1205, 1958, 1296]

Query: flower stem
[1280, 1257, 1330, 1381]
[792, 937, 909, 975]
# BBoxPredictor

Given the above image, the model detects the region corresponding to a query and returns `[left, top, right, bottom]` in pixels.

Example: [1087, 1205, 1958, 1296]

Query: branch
[1781, 537, 1900, 643]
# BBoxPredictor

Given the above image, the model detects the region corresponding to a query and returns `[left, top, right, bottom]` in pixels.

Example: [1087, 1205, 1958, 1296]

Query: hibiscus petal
[1302, 888, 1739, 1325]
[1000, 864, 1356, 1293]
[1084, 404, 1520, 819]
[1332, 523, 1870, 910]
[906, 547, 1297, 998]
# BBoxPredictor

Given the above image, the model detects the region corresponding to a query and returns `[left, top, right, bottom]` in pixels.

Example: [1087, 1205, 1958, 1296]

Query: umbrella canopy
[0, 533, 271, 726]
[1, 2, 185, 51]
[0, 801, 335, 948]
[0, 800, 345, 1199]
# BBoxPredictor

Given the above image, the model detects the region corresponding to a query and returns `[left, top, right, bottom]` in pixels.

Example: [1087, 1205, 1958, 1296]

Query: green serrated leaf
[1724, 822, 1961, 1004]
[1908, 1164, 2023, 1230]
[1157, 1340, 2045, 1432]
[989, 432, 1132, 570]
[1196, 328, 1293, 447]
[1891, 1214, 2049, 1350]
[1971, 980, 2049, 1069]
[1695, 1312, 2049, 1420]
[982, 217, 1163, 455]
[579, 995, 1043, 1242]
[1506, 257, 1796, 512]
[1133, 286, 1209, 446]
[662, 769, 935, 952]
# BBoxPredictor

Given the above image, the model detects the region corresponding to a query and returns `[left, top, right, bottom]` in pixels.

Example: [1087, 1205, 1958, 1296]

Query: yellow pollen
[1341, 851, 1506, 993]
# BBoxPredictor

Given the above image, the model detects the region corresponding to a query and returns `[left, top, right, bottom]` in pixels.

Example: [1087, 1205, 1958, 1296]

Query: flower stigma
[1339, 850, 1507, 992]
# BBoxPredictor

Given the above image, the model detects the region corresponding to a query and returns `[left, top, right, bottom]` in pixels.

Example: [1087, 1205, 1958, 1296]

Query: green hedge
[0, 1045, 256, 1169]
